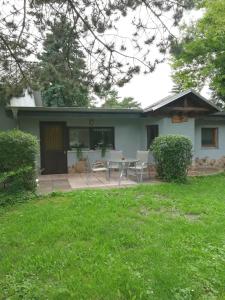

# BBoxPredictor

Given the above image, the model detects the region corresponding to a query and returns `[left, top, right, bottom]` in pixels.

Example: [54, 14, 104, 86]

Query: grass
[1, 174, 225, 299]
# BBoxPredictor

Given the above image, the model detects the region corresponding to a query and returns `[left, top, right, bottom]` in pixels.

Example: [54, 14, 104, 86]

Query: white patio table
[107, 158, 139, 185]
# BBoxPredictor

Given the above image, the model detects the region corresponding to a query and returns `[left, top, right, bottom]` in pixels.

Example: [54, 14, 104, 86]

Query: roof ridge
[144, 89, 220, 112]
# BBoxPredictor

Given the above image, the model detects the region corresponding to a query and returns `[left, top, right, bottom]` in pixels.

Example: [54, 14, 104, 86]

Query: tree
[101, 89, 141, 108]
[0, 0, 196, 104]
[171, 0, 225, 104]
[119, 97, 141, 109]
[34, 17, 91, 107]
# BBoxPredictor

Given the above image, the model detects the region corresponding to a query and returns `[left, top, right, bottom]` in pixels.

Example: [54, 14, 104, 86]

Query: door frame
[39, 121, 68, 174]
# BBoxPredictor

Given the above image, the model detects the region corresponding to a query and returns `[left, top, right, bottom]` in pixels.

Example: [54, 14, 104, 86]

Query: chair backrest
[137, 151, 149, 164]
[86, 156, 105, 171]
[109, 150, 123, 160]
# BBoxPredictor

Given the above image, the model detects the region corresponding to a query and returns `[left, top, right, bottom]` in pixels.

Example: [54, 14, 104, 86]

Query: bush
[151, 135, 192, 183]
[0, 130, 38, 192]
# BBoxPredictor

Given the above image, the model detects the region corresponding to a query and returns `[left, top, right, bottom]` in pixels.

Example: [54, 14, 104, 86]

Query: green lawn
[1, 175, 225, 299]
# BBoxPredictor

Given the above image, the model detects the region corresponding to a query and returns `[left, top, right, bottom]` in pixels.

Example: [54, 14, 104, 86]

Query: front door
[40, 122, 68, 174]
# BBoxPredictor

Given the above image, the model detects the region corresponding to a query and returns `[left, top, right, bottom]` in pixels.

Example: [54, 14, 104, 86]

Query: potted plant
[100, 144, 107, 158]
[76, 145, 83, 161]
[74, 145, 87, 173]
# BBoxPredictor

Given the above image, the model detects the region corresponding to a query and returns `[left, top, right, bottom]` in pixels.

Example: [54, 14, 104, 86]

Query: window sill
[201, 146, 218, 149]
[68, 149, 111, 153]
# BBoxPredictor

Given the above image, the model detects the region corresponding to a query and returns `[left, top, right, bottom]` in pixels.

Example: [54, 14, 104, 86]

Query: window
[69, 128, 89, 149]
[69, 127, 114, 149]
[147, 125, 159, 149]
[201, 128, 218, 147]
[90, 127, 114, 149]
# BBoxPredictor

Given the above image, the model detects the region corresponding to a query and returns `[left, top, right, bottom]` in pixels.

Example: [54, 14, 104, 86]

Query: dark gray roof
[7, 89, 221, 115]
[144, 89, 220, 112]
[6, 106, 142, 114]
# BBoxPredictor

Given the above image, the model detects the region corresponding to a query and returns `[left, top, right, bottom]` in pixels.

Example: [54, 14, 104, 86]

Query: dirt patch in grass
[153, 193, 170, 201]
[139, 206, 150, 216]
[157, 208, 201, 221]
[134, 193, 145, 201]
[138, 206, 201, 221]
[184, 213, 201, 221]
[139, 206, 182, 218]
[167, 209, 182, 218]
[155, 207, 181, 218]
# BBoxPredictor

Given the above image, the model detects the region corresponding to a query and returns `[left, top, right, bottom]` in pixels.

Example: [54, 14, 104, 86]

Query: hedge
[0, 130, 38, 192]
[151, 135, 192, 183]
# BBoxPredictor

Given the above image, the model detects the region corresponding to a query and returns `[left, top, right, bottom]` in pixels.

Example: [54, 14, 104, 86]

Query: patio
[37, 166, 223, 194]
[37, 171, 155, 194]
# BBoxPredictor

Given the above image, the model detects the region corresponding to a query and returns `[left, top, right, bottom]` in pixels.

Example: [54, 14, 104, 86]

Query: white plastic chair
[107, 150, 123, 178]
[86, 157, 108, 184]
[129, 151, 149, 182]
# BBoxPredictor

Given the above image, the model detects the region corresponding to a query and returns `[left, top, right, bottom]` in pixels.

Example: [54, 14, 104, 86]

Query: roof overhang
[6, 106, 143, 119]
[5, 89, 221, 119]
[144, 89, 220, 113]
[6, 106, 143, 113]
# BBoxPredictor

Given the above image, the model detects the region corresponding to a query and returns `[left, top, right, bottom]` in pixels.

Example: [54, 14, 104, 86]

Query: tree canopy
[34, 17, 91, 107]
[101, 89, 141, 108]
[171, 0, 225, 105]
[0, 0, 196, 104]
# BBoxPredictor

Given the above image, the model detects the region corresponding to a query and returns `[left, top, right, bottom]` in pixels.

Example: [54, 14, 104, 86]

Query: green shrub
[0, 130, 38, 192]
[151, 135, 192, 183]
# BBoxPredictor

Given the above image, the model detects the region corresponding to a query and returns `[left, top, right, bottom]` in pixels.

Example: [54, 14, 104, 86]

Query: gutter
[6, 106, 143, 114]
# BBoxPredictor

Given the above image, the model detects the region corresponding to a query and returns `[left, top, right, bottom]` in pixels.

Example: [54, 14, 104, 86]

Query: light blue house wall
[1, 105, 225, 172]
[139, 116, 196, 161]
[17, 114, 143, 168]
[160, 118, 195, 148]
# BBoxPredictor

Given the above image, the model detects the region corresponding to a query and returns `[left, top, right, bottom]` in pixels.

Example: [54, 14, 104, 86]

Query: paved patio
[37, 171, 154, 194]
[37, 166, 223, 194]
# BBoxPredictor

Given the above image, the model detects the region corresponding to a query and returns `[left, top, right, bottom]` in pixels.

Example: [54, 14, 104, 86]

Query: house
[1, 89, 225, 174]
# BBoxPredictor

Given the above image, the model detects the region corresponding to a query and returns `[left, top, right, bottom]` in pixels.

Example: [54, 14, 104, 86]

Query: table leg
[118, 167, 122, 186]
[108, 168, 110, 181]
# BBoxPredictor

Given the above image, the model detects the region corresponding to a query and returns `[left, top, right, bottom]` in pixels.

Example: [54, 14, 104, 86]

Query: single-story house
[1, 89, 225, 174]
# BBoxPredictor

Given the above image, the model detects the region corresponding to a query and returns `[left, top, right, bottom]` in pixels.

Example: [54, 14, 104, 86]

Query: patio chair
[107, 150, 123, 178]
[86, 157, 109, 185]
[129, 151, 149, 182]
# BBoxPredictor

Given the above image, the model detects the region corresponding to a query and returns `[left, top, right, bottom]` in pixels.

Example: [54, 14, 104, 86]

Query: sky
[118, 61, 173, 108]
[117, 9, 206, 108]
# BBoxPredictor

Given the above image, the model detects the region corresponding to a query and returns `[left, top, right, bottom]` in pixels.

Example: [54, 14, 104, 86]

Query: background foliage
[0, 0, 197, 105]
[34, 17, 91, 107]
[101, 89, 141, 108]
[151, 135, 192, 182]
[171, 0, 225, 105]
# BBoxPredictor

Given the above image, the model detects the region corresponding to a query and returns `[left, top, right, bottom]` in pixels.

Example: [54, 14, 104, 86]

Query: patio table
[107, 158, 139, 185]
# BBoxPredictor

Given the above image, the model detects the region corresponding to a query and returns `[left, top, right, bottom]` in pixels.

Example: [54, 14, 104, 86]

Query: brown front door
[40, 122, 68, 174]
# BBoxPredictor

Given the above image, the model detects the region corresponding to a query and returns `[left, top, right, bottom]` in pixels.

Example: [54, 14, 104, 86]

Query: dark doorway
[147, 125, 159, 149]
[40, 122, 68, 174]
